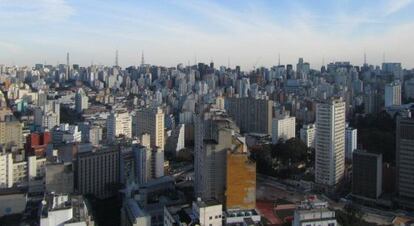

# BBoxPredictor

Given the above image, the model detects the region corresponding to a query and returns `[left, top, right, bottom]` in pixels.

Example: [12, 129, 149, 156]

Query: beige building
[0, 120, 23, 149]
[134, 107, 165, 150]
[226, 136, 256, 210]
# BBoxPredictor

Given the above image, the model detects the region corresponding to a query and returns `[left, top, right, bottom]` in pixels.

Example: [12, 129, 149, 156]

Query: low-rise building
[293, 196, 337, 226]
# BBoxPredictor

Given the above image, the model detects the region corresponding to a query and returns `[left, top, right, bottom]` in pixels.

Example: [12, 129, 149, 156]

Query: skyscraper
[76, 148, 120, 199]
[300, 124, 316, 148]
[134, 107, 165, 150]
[345, 127, 357, 162]
[106, 111, 132, 142]
[225, 97, 274, 135]
[272, 115, 296, 144]
[396, 116, 414, 209]
[352, 150, 382, 199]
[385, 81, 401, 107]
[194, 107, 240, 203]
[315, 98, 346, 187]
[75, 88, 88, 114]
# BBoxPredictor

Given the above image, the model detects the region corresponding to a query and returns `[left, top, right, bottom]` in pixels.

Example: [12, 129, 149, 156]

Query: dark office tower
[396, 116, 414, 209]
[352, 150, 382, 199]
[225, 97, 274, 135]
[76, 148, 120, 199]
[286, 64, 294, 79]
[210, 61, 214, 69]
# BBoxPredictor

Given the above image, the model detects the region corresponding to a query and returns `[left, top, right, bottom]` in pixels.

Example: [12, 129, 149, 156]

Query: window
[209, 216, 212, 220]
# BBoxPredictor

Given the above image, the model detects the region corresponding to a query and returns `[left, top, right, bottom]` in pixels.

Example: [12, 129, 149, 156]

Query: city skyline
[1, 0, 414, 69]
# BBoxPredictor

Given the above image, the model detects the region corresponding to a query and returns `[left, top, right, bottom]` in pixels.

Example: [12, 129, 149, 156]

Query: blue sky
[1, 0, 414, 69]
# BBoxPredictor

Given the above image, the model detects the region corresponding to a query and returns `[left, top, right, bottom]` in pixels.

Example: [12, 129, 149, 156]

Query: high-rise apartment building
[195, 107, 239, 203]
[345, 127, 357, 162]
[385, 81, 401, 107]
[225, 97, 273, 135]
[34, 100, 60, 130]
[134, 107, 165, 150]
[272, 115, 296, 144]
[106, 111, 132, 142]
[300, 124, 316, 148]
[396, 116, 414, 209]
[315, 98, 345, 186]
[0, 152, 13, 188]
[75, 88, 88, 113]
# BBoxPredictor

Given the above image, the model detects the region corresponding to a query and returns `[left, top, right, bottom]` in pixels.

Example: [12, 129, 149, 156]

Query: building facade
[272, 115, 296, 144]
[385, 81, 401, 107]
[300, 124, 316, 148]
[225, 97, 273, 135]
[396, 116, 414, 209]
[134, 107, 165, 150]
[76, 148, 120, 198]
[315, 98, 346, 187]
[352, 150, 382, 199]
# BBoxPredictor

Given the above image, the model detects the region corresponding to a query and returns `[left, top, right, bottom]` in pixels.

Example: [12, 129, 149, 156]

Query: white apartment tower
[272, 115, 296, 144]
[300, 124, 316, 148]
[0, 152, 13, 188]
[345, 127, 357, 162]
[385, 81, 401, 107]
[315, 98, 346, 186]
[106, 111, 132, 142]
[75, 88, 89, 113]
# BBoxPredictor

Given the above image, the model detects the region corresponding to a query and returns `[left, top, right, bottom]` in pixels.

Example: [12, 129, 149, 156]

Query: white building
[385, 81, 401, 107]
[40, 194, 94, 226]
[224, 209, 261, 225]
[134, 143, 152, 185]
[75, 88, 89, 113]
[192, 199, 223, 226]
[52, 124, 82, 144]
[300, 124, 316, 148]
[34, 100, 60, 130]
[0, 153, 46, 188]
[345, 127, 357, 162]
[315, 98, 345, 186]
[272, 115, 296, 144]
[165, 124, 185, 155]
[293, 196, 337, 226]
[0, 153, 13, 188]
[107, 111, 132, 142]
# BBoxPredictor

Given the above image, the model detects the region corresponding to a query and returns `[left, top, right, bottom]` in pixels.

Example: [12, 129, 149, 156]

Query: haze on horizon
[1, 0, 414, 70]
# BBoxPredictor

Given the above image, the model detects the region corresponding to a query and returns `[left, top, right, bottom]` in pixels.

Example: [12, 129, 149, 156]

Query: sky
[1, 0, 414, 70]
